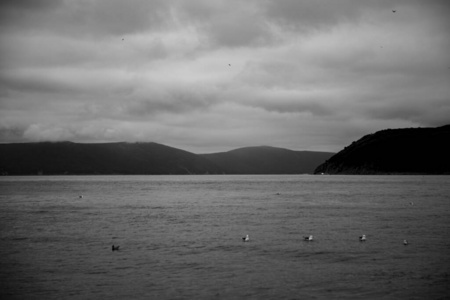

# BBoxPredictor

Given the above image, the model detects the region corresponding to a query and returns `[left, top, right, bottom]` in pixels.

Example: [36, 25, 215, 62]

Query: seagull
[112, 245, 120, 251]
[304, 235, 313, 241]
[242, 234, 249, 242]
[359, 234, 366, 241]
[403, 240, 408, 246]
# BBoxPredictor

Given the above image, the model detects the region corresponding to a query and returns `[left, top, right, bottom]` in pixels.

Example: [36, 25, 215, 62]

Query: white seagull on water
[242, 234, 249, 242]
[359, 234, 366, 241]
[304, 235, 313, 241]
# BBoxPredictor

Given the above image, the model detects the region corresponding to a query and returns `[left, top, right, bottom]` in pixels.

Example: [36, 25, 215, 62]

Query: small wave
[151, 206, 165, 210]
[209, 244, 241, 253]
[12, 237, 29, 241]
[1, 236, 29, 242]
[86, 270, 109, 275]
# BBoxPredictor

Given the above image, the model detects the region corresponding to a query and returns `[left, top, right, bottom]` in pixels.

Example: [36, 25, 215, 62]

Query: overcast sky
[1, 0, 449, 153]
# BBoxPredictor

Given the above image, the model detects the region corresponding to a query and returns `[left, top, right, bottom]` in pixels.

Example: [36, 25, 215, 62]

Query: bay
[1, 175, 449, 299]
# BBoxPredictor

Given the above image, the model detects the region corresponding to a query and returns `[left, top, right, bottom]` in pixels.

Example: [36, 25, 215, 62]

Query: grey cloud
[124, 86, 218, 117]
[363, 97, 450, 127]
[0, 0, 62, 32]
[412, 1, 450, 33]
[264, 0, 450, 37]
[0, 125, 27, 143]
[253, 100, 333, 116]
[205, 15, 272, 47]
[233, 88, 334, 116]
[0, 71, 76, 94]
[0, 0, 60, 14]
[264, 0, 364, 32]
[0, 0, 449, 152]
[72, 0, 172, 36]
[178, 0, 367, 48]
[0, 68, 139, 98]
[0, 0, 173, 37]
[178, 0, 273, 48]
[1, 34, 171, 75]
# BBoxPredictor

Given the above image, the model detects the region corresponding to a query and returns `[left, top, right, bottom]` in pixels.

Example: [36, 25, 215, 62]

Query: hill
[201, 146, 334, 174]
[0, 142, 223, 175]
[0, 142, 333, 175]
[314, 125, 450, 175]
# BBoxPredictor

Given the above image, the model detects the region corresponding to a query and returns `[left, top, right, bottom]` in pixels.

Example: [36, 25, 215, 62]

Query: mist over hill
[314, 125, 450, 175]
[0, 142, 333, 175]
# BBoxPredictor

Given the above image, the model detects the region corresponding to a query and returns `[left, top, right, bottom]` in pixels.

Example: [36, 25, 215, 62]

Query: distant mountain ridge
[0, 142, 334, 175]
[201, 146, 334, 174]
[314, 125, 450, 175]
[0, 142, 222, 175]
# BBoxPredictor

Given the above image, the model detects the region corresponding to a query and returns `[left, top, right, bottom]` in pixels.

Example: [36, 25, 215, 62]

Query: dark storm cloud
[264, 0, 450, 33]
[0, 0, 58, 13]
[264, 0, 364, 31]
[0, 0, 173, 36]
[0, 70, 76, 94]
[123, 85, 219, 117]
[178, 0, 273, 48]
[0, 0, 449, 152]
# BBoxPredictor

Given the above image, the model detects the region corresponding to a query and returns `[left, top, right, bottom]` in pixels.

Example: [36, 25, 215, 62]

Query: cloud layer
[1, 0, 449, 152]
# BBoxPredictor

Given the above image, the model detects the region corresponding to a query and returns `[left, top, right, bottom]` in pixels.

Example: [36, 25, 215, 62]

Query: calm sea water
[1, 175, 449, 299]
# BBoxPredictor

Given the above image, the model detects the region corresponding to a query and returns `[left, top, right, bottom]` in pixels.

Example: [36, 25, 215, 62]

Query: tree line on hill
[314, 124, 450, 175]
[0, 142, 333, 175]
[1, 125, 448, 175]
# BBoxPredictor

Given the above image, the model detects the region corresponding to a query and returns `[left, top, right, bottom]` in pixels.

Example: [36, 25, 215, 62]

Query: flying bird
[392, 10, 396, 13]
[112, 245, 120, 251]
